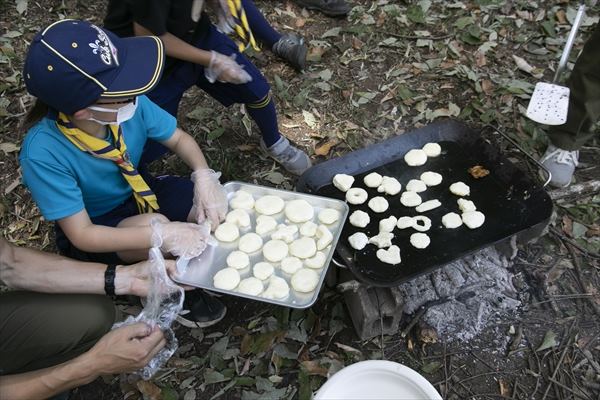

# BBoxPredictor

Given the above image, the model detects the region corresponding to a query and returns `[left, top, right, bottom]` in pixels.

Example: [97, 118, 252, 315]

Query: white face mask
[87, 98, 138, 125]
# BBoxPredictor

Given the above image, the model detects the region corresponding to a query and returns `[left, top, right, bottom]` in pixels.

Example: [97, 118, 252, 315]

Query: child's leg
[242, 0, 281, 48]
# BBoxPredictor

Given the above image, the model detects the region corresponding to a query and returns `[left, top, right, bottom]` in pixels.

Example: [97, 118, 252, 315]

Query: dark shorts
[56, 174, 194, 264]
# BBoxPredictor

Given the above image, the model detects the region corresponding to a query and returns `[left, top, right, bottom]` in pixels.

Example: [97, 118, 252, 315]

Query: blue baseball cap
[24, 19, 164, 115]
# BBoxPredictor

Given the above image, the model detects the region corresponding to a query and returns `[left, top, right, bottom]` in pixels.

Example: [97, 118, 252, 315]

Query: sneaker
[176, 289, 226, 328]
[272, 34, 307, 71]
[295, 0, 351, 17]
[260, 136, 312, 176]
[539, 144, 579, 188]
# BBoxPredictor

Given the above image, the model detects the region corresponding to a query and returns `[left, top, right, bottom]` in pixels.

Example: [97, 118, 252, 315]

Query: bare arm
[161, 127, 209, 172]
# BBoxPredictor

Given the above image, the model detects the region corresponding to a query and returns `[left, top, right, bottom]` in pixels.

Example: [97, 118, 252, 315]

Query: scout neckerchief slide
[227, 0, 259, 52]
[56, 113, 160, 214]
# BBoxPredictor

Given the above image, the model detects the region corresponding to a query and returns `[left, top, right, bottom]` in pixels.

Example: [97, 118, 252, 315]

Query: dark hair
[21, 98, 49, 133]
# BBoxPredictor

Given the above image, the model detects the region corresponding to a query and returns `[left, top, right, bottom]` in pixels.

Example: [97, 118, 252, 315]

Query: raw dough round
[442, 212, 463, 229]
[369, 232, 394, 248]
[377, 176, 402, 195]
[412, 216, 432, 232]
[253, 262, 275, 280]
[422, 142, 442, 157]
[415, 199, 442, 213]
[263, 276, 290, 299]
[420, 171, 443, 186]
[226, 250, 250, 269]
[225, 209, 251, 228]
[333, 174, 355, 192]
[377, 245, 401, 265]
[213, 268, 241, 290]
[348, 232, 369, 250]
[462, 211, 485, 229]
[215, 222, 240, 243]
[404, 149, 428, 166]
[318, 208, 340, 225]
[346, 188, 368, 205]
[271, 224, 298, 243]
[400, 191, 422, 207]
[300, 221, 318, 237]
[230, 190, 254, 210]
[410, 232, 431, 249]
[406, 179, 427, 193]
[285, 199, 314, 223]
[289, 237, 317, 259]
[238, 233, 264, 253]
[379, 216, 398, 233]
[457, 198, 476, 213]
[256, 215, 278, 235]
[364, 172, 383, 188]
[349, 210, 370, 228]
[291, 268, 320, 293]
[255, 195, 285, 215]
[262, 239, 289, 262]
[368, 196, 389, 213]
[281, 256, 303, 274]
[237, 277, 263, 296]
[305, 251, 327, 269]
[449, 181, 470, 196]
[396, 216, 414, 229]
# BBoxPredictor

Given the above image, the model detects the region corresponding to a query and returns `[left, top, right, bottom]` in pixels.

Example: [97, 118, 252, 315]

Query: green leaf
[397, 85, 415, 101]
[15, 0, 27, 15]
[161, 386, 179, 400]
[407, 5, 426, 24]
[572, 222, 587, 239]
[203, 369, 228, 385]
[273, 343, 297, 360]
[186, 107, 211, 121]
[208, 127, 225, 141]
[541, 20, 555, 37]
[536, 330, 558, 352]
[321, 27, 341, 38]
[318, 69, 333, 82]
[454, 16, 474, 29]
[298, 368, 311, 400]
[2, 31, 22, 39]
[421, 361, 442, 374]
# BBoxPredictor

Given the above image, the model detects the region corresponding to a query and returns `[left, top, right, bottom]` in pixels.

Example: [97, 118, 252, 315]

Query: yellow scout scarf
[56, 113, 159, 214]
[227, 0, 259, 52]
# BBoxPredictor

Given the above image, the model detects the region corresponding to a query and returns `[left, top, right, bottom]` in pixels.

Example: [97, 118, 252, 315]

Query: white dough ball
[346, 188, 368, 205]
[376, 245, 401, 265]
[300, 221, 318, 237]
[349, 210, 370, 228]
[237, 277, 263, 296]
[369, 232, 394, 248]
[285, 199, 315, 223]
[412, 216, 432, 232]
[215, 222, 240, 242]
[305, 251, 327, 269]
[256, 215, 278, 235]
[404, 149, 428, 166]
[364, 172, 383, 188]
[226, 250, 250, 269]
[422, 142, 442, 157]
[253, 262, 275, 280]
[315, 225, 333, 250]
[400, 191, 422, 207]
[396, 216, 415, 229]
[333, 174, 355, 192]
[213, 268, 241, 290]
[230, 190, 255, 210]
[348, 232, 369, 250]
[262, 239, 289, 262]
[442, 212, 463, 229]
[281, 256, 303, 274]
[225, 209, 251, 228]
[255, 195, 285, 215]
[271, 224, 299, 243]
[410, 232, 431, 249]
[449, 181, 470, 196]
[318, 208, 340, 225]
[368, 196, 389, 213]
[262, 276, 290, 299]
[238, 233, 264, 253]
[377, 176, 402, 195]
[457, 198, 477, 213]
[462, 211, 485, 229]
[420, 171, 443, 186]
[289, 237, 317, 259]
[406, 179, 427, 193]
[291, 268, 320, 293]
[415, 199, 442, 213]
[379, 216, 398, 233]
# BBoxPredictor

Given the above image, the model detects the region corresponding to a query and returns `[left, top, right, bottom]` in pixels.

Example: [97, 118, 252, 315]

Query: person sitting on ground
[19, 19, 227, 328]
[0, 237, 180, 400]
[104, 0, 312, 176]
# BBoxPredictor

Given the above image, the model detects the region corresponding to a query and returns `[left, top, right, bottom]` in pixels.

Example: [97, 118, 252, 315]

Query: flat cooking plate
[297, 120, 553, 287]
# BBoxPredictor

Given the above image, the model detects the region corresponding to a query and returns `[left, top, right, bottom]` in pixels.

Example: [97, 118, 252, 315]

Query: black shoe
[272, 33, 307, 71]
[295, 0, 351, 17]
[177, 289, 227, 328]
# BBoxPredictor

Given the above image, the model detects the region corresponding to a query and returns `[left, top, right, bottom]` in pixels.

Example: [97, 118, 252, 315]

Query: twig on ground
[566, 243, 600, 317]
[382, 31, 454, 40]
[400, 307, 426, 338]
[551, 227, 600, 259]
[548, 377, 592, 400]
[550, 179, 600, 202]
[541, 335, 570, 400]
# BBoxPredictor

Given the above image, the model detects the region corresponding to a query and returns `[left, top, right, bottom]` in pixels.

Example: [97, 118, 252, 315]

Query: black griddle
[296, 120, 553, 287]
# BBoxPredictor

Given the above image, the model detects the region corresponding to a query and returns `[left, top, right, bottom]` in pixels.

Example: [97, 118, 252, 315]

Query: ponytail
[21, 98, 49, 133]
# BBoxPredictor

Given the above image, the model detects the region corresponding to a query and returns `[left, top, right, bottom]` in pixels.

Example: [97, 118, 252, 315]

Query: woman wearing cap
[19, 19, 227, 327]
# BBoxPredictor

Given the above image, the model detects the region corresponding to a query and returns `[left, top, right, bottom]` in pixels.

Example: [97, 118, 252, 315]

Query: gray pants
[0, 292, 116, 375]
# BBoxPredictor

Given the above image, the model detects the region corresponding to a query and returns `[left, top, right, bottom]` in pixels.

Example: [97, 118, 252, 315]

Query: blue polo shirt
[20, 95, 177, 221]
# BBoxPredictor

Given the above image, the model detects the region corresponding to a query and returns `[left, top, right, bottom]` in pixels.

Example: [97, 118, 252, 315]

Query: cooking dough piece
[400, 191, 422, 207]
[396, 216, 415, 229]
[406, 179, 427, 193]
[420, 171, 443, 186]
[291, 268, 320, 293]
[412, 216, 432, 232]
[237, 277, 263, 296]
[255, 195, 285, 215]
[415, 199, 442, 213]
[346, 188, 368, 205]
[256, 215, 278, 235]
[226, 250, 250, 269]
[230, 190, 254, 210]
[318, 208, 340, 225]
[348, 232, 369, 250]
[379, 216, 398, 233]
[281, 256, 303, 274]
[422, 142, 442, 157]
[225, 209, 251, 228]
[305, 251, 327, 269]
[369, 232, 394, 248]
[213, 268, 241, 290]
[263, 276, 290, 299]
[289, 237, 317, 259]
[449, 182, 470, 197]
[349, 210, 370, 228]
[300, 221, 318, 237]
[271, 224, 299, 243]
[262, 239, 289, 262]
[442, 212, 463, 229]
[376, 245, 401, 265]
[333, 174, 355, 192]
[368, 196, 389, 213]
[377, 176, 402, 195]
[410, 232, 431, 249]
[457, 198, 477, 213]
[315, 225, 333, 251]
[285, 199, 314, 223]
[364, 172, 383, 188]
[215, 222, 240, 243]
[253, 262, 274, 280]
[462, 211, 485, 229]
[404, 149, 428, 166]
[238, 233, 264, 253]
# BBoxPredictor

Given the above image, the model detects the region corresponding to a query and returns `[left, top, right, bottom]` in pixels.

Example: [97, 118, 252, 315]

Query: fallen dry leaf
[237, 144, 256, 151]
[481, 79, 494, 95]
[136, 381, 162, 400]
[556, 9, 567, 24]
[314, 138, 340, 156]
[295, 17, 306, 28]
[499, 379, 510, 396]
[562, 215, 573, 237]
[300, 360, 328, 377]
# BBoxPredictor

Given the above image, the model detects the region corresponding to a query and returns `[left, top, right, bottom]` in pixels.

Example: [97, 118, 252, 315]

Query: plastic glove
[190, 169, 228, 228]
[150, 219, 211, 259]
[205, 50, 253, 85]
[207, 0, 235, 34]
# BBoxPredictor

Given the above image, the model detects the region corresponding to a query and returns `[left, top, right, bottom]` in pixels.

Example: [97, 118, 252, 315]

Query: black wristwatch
[104, 264, 117, 297]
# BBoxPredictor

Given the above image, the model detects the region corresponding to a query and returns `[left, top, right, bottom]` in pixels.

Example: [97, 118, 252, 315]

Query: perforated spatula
[526, 3, 586, 125]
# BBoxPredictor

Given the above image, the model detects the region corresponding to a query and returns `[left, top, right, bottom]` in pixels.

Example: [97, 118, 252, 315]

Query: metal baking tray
[296, 120, 553, 287]
[174, 181, 349, 308]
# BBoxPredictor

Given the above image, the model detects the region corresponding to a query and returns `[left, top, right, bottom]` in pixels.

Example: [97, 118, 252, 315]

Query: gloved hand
[190, 169, 228, 229]
[207, 0, 235, 34]
[205, 50, 253, 85]
[150, 219, 211, 259]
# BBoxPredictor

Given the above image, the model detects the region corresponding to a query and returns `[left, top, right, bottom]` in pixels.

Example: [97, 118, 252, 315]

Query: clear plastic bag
[112, 248, 184, 380]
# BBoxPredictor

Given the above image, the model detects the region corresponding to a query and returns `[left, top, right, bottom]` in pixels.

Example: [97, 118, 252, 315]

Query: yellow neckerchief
[227, 0, 259, 52]
[55, 112, 159, 214]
